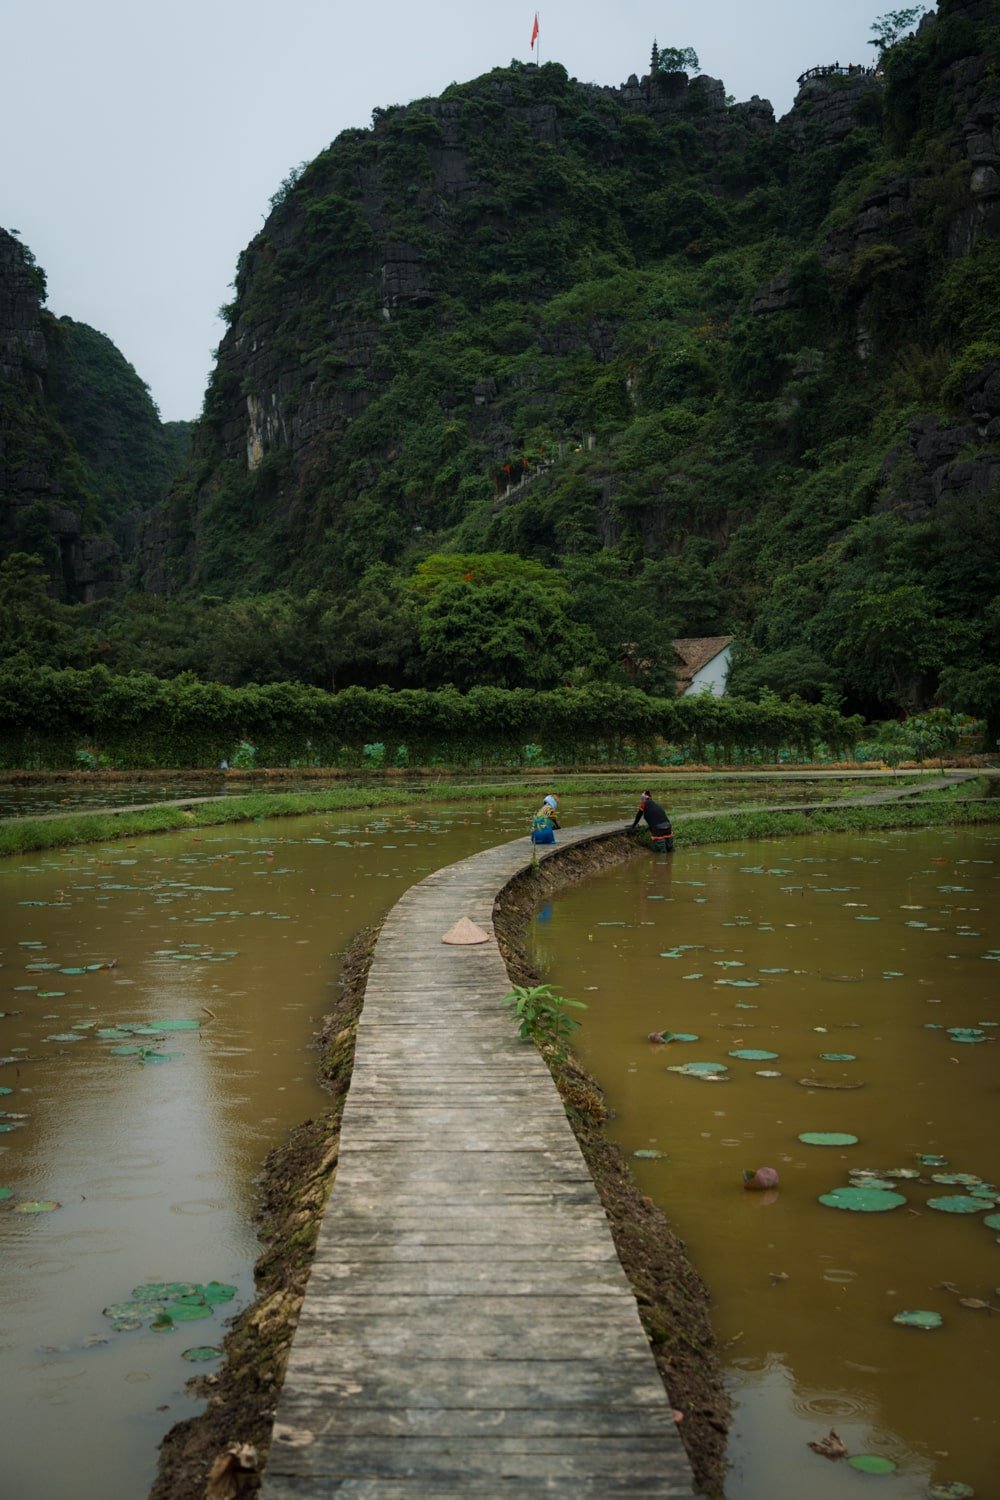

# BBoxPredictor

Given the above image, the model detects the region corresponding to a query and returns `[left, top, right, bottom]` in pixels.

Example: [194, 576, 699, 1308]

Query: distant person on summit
[530, 794, 560, 845]
[628, 790, 674, 854]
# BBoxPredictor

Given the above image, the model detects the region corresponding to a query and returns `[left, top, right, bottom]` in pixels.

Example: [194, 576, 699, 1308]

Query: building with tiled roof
[671, 636, 734, 696]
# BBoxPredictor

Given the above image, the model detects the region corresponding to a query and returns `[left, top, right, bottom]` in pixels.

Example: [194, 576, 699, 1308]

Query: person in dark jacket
[628, 790, 673, 853]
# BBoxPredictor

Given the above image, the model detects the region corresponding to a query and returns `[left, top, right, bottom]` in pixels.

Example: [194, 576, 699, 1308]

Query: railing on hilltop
[797, 63, 880, 86]
[492, 433, 596, 511]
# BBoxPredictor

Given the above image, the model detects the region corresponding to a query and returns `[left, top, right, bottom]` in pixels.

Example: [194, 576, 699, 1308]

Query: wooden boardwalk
[260, 822, 694, 1497]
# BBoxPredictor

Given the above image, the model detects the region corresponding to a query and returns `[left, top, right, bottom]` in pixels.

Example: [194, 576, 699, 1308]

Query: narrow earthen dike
[259, 822, 696, 1497]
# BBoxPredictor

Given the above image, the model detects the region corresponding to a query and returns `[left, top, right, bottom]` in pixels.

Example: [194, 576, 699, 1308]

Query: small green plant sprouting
[501, 983, 586, 1062]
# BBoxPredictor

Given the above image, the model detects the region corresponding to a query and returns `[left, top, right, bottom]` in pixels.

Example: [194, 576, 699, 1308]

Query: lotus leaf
[819, 1053, 856, 1062]
[150, 1313, 174, 1331]
[819, 1187, 906, 1211]
[151, 1019, 201, 1031]
[799, 1132, 859, 1146]
[667, 1062, 729, 1076]
[918, 1155, 948, 1167]
[633, 1150, 665, 1160]
[755, 1070, 782, 1077]
[13, 1200, 61, 1213]
[0, 1186, 12, 1199]
[983, 1213, 1000, 1230]
[847, 1455, 896, 1474]
[58, 967, 86, 975]
[108, 1316, 143, 1332]
[892, 1309, 942, 1329]
[927, 1196, 988, 1214]
[169, 1302, 213, 1322]
[202, 1284, 238, 1308]
[947, 1028, 986, 1044]
[182, 1346, 222, 1362]
[729, 1049, 780, 1061]
[931, 1173, 982, 1186]
[928, 1484, 975, 1499]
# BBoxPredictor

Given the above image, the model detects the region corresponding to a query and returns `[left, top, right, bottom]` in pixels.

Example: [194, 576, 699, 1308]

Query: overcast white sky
[3, 1, 921, 421]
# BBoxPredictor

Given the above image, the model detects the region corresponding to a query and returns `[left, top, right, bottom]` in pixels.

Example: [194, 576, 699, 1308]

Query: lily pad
[927, 1195, 988, 1214]
[819, 1053, 857, 1062]
[982, 1213, 1000, 1230]
[150, 1313, 174, 1331]
[847, 1455, 896, 1474]
[799, 1132, 859, 1147]
[0, 1186, 12, 1200]
[928, 1484, 975, 1500]
[168, 1301, 213, 1322]
[108, 1315, 143, 1332]
[667, 1061, 729, 1076]
[633, 1150, 665, 1160]
[13, 1200, 61, 1213]
[931, 1173, 982, 1187]
[819, 1186, 906, 1212]
[892, 1309, 943, 1329]
[729, 1049, 779, 1061]
[947, 1028, 986, 1044]
[182, 1345, 222, 1362]
[798, 1077, 865, 1090]
[918, 1155, 949, 1168]
[202, 1282, 236, 1303]
[151, 1019, 201, 1031]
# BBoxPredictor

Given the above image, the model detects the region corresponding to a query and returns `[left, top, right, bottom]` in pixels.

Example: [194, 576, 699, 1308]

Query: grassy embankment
[0, 772, 953, 858]
[0, 774, 983, 858]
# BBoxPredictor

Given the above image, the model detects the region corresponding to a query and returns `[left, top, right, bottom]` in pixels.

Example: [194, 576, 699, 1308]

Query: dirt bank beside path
[493, 833, 731, 1494]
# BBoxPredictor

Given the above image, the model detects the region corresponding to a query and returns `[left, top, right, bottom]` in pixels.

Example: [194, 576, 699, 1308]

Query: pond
[0, 796, 557, 1500]
[528, 826, 999, 1499]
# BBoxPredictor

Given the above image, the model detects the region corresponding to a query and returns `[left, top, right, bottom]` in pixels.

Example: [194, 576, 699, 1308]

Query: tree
[869, 7, 925, 55]
[655, 46, 701, 75]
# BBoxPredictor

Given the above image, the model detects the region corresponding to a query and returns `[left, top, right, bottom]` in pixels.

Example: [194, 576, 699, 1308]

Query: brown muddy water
[528, 826, 1000, 1499]
[0, 797, 559, 1500]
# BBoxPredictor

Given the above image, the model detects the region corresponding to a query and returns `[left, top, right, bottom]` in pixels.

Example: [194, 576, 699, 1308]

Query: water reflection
[529, 828, 1000, 1499]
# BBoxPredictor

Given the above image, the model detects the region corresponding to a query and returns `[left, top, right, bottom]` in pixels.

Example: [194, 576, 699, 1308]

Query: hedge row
[0, 666, 865, 770]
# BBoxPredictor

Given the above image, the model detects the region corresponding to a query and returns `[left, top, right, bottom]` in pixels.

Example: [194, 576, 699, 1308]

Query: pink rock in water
[743, 1167, 780, 1191]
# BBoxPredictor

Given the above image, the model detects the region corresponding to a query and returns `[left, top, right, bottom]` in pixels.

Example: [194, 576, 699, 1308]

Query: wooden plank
[259, 823, 693, 1498]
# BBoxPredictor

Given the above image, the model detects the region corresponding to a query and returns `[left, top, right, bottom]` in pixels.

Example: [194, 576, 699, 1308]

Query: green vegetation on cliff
[3, 0, 999, 739]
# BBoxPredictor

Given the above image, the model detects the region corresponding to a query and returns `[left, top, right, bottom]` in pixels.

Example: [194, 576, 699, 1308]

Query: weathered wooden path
[260, 822, 694, 1497]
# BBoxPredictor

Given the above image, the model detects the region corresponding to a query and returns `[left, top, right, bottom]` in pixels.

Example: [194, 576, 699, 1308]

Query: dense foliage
[3, 0, 998, 745]
[0, 663, 861, 770]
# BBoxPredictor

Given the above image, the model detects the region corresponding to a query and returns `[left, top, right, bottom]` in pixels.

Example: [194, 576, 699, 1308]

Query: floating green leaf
[168, 1301, 213, 1322]
[182, 1346, 222, 1362]
[928, 1483, 975, 1499]
[947, 1029, 986, 1044]
[931, 1173, 982, 1186]
[892, 1309, 942, 1329]
[667, 1062, 729, 1077]
[819, 1053, 857, 1062]
[819, 1187, 906, 1212]
[847, 1455, 896, 1474]
[729, 1049, 779, 1061]
[13, 1200, 61, 1213]
[983, 1213, 1000, 1230]
[0, 1186, 12, 1200]
[800, 1132, 859, 1147]
[108, 1316, 143, 1332]
[150, 1313, 174, 1331]
[918, 1155, 949, 1168]
[151, 1019, 201, 1031]
[633, 1150, 665, 1160]
[927, 1196, 988, 1214]
[200, 1284, 236, 1308]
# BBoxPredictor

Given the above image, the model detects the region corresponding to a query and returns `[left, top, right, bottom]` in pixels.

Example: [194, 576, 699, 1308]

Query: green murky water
[529, 826, 1000, 1499]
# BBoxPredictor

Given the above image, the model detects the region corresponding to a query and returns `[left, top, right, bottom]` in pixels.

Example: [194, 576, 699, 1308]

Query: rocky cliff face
[0, 228, 188, 600]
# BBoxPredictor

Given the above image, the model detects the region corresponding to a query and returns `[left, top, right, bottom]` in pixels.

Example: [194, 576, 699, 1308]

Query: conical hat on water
[441, 917, 491, 945]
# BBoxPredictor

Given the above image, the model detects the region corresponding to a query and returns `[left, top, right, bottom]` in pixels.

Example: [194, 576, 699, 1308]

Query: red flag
[530, 12, 539, 49]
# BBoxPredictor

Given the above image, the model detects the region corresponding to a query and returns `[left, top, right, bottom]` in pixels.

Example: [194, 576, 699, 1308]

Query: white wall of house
[683, 645, 732, 697]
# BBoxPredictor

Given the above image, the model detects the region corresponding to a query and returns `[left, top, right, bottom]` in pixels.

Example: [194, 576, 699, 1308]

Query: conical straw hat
[441, 917, 491, 945]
